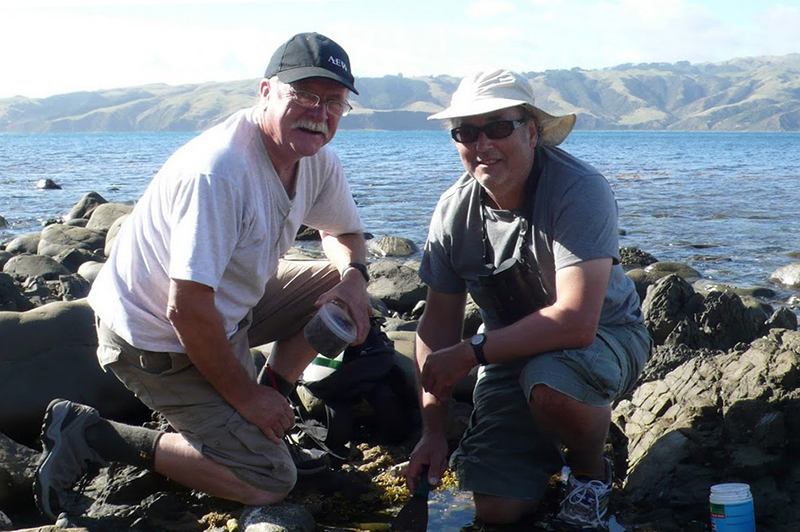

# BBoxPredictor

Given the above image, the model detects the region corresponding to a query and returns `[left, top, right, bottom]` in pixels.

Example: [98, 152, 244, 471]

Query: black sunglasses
[450, 119, 527, 143]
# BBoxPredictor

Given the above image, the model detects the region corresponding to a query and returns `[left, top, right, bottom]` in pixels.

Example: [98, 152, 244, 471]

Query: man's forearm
[320, 231, 367, 272]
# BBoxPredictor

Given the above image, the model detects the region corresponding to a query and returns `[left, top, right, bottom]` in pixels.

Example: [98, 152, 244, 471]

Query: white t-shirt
[88, 107, 364, 352]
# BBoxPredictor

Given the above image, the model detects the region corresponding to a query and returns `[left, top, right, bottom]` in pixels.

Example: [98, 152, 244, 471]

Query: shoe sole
[34, 400, 70, 522]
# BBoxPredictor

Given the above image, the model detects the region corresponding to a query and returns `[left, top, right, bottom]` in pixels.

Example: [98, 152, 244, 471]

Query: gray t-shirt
[420, 146, 642, 330]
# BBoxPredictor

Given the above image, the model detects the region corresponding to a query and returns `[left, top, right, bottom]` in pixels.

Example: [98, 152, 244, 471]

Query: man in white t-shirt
[34, 33, 379, 521]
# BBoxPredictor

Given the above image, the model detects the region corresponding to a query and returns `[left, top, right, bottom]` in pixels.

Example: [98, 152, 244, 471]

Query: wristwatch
[343, 262, 370, 283]
[469, 333, 489, 365]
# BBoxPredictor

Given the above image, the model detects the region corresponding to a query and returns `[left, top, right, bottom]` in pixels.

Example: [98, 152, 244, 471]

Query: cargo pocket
[96, 342, 122, 371]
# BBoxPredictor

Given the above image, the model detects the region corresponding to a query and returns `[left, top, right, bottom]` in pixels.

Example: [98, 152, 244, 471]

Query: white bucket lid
[710, 483, 752, 504]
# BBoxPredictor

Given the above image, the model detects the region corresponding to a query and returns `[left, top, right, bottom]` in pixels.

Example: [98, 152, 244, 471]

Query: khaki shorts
[450, 321, 652, 501]
[97, 258, 339, 493]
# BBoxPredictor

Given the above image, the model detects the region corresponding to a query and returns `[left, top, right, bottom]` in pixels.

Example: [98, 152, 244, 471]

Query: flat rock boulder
[37, 223, 106, 257]
[3, 253, 70, 282]
[4, 232, 40, 255]
[241, 503, 315, 532]
[65, 191, 107, 221]
[644, 261, 701, 282]
[78, 261, 105, 284]
[613, 329, 800, 532]
[368, 236, 419, 258]
[0, 299, 148, 445]
[86, 203, 133, 233]
[367, 260, 427, 314]
[769, 263, 800, 288]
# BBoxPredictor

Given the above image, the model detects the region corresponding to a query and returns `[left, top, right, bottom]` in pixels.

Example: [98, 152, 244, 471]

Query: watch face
[471, 334, 485, 346]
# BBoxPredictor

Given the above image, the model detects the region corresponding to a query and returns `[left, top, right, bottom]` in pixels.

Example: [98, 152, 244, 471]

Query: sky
[1, 0, 799, 99]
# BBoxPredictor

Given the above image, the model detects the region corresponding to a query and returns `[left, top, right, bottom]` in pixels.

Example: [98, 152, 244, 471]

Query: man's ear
[528, 118, 539, 148]
[259, 78, 271, 99]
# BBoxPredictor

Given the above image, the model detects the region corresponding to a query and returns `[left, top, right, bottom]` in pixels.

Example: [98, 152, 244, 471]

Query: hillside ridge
[2, 54, 799, 132]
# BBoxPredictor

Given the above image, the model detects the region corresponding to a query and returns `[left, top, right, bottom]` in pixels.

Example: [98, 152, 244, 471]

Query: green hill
[2, 54, 799, 133]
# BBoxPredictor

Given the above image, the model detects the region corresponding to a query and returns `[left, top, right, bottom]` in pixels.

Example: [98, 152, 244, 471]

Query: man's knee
[232, 459, 297, 499]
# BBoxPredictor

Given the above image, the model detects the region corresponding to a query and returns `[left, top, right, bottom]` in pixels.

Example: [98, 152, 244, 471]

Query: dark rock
[36, 178, 61, 190]
[57, 274, 92, 301]
[766, 306, 798, 331]
[0, 431, 38, 509]
[53, 247, 105, 274]
[644, 261, 701, 282]
[0, 215, 7, 229]
[4, 232, 40, 255]
[367, 260, 427, 314]
[619, 246, 658, 269]
[65, 191, 107, 221]
[0, 272, 34, 312]
[0, 299, 149, 445]
[3, 253, 71, 282]
[641, 274, 703, 345]
[367, 236, 419, 258]
[37, 224, 106, 257]
[614, 329, 800, 531]
[294, 224, 321, 241]
[0, 251, 10, 271]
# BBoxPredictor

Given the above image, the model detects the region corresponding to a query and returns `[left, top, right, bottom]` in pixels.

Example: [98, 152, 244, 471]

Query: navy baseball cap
[265, 32, 358, 95]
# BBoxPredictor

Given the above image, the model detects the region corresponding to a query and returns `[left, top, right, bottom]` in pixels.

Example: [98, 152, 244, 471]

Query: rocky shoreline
[2, 192, 800, 532]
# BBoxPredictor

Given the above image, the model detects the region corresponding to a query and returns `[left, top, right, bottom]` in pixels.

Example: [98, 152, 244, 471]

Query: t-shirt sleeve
[302, 152, 365, 235]
[168, 172, 240, 290]
[418, 202, 467, 294]
[551, 173, 620, 270]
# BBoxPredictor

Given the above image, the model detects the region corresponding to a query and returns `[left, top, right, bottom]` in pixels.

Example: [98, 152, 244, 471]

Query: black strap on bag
[476, 147, 554, 324]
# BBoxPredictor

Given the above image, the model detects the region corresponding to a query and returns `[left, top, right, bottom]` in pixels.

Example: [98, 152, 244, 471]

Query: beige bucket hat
[428, 69, 576, 146]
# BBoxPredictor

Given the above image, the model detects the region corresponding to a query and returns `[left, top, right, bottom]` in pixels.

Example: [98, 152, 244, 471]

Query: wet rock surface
[2, 192, 800, 531]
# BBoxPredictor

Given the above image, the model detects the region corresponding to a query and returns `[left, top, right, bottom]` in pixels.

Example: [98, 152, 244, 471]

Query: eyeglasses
[285, 87, 353, 117]
[450, 119, 527, 143]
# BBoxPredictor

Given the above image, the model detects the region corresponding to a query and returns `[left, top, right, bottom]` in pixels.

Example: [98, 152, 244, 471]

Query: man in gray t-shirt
[406, 69, 651, 530]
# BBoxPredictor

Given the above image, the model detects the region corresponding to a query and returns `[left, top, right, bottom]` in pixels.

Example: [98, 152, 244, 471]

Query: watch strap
[470, 336, 488, 366]
[343, 261, 370, 283]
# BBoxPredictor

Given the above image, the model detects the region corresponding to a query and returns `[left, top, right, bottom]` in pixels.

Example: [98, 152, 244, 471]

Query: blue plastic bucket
[709, 483, 755, 532]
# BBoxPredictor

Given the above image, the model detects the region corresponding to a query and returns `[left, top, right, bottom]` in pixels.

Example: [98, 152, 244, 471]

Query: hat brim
[427, 97, 529, 120]
[274, 67, 359, 95]
[429, 100, 576, 147]
[530, 108, 577, 147]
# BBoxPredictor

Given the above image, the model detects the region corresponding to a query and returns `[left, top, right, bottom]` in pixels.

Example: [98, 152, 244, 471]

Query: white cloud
[1, 0, 797, 99]
[467, 0, 516, 18]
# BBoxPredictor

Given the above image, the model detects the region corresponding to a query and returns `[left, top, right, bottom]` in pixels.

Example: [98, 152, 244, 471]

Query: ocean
[1, 129, 799, 308]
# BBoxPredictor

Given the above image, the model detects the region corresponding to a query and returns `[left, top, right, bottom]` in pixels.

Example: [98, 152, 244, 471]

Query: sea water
[1, 130, 799, 307]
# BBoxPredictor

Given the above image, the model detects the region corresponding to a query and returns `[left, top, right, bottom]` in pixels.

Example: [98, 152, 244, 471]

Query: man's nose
[475, 131, 495, 149]
[306, 102, 328, 120]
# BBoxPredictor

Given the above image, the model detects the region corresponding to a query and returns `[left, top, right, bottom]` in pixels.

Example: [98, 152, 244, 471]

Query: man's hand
[236, 384, 296, 445]
[420, 340, 476, 401]
[315, 268, 372, 343]
[406, 431, 449, 493]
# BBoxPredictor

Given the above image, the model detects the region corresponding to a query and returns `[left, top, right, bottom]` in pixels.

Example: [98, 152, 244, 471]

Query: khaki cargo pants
[96, 258, 339, 492]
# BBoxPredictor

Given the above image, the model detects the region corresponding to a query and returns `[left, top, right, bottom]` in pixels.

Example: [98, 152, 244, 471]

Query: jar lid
[317, 302, 357, 343]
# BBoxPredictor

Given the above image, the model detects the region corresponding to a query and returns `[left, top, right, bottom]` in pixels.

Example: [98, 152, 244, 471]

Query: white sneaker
[554, 457, 613, 531]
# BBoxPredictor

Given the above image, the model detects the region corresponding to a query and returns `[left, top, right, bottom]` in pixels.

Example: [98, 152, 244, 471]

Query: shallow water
[1, 129, 799, 307]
